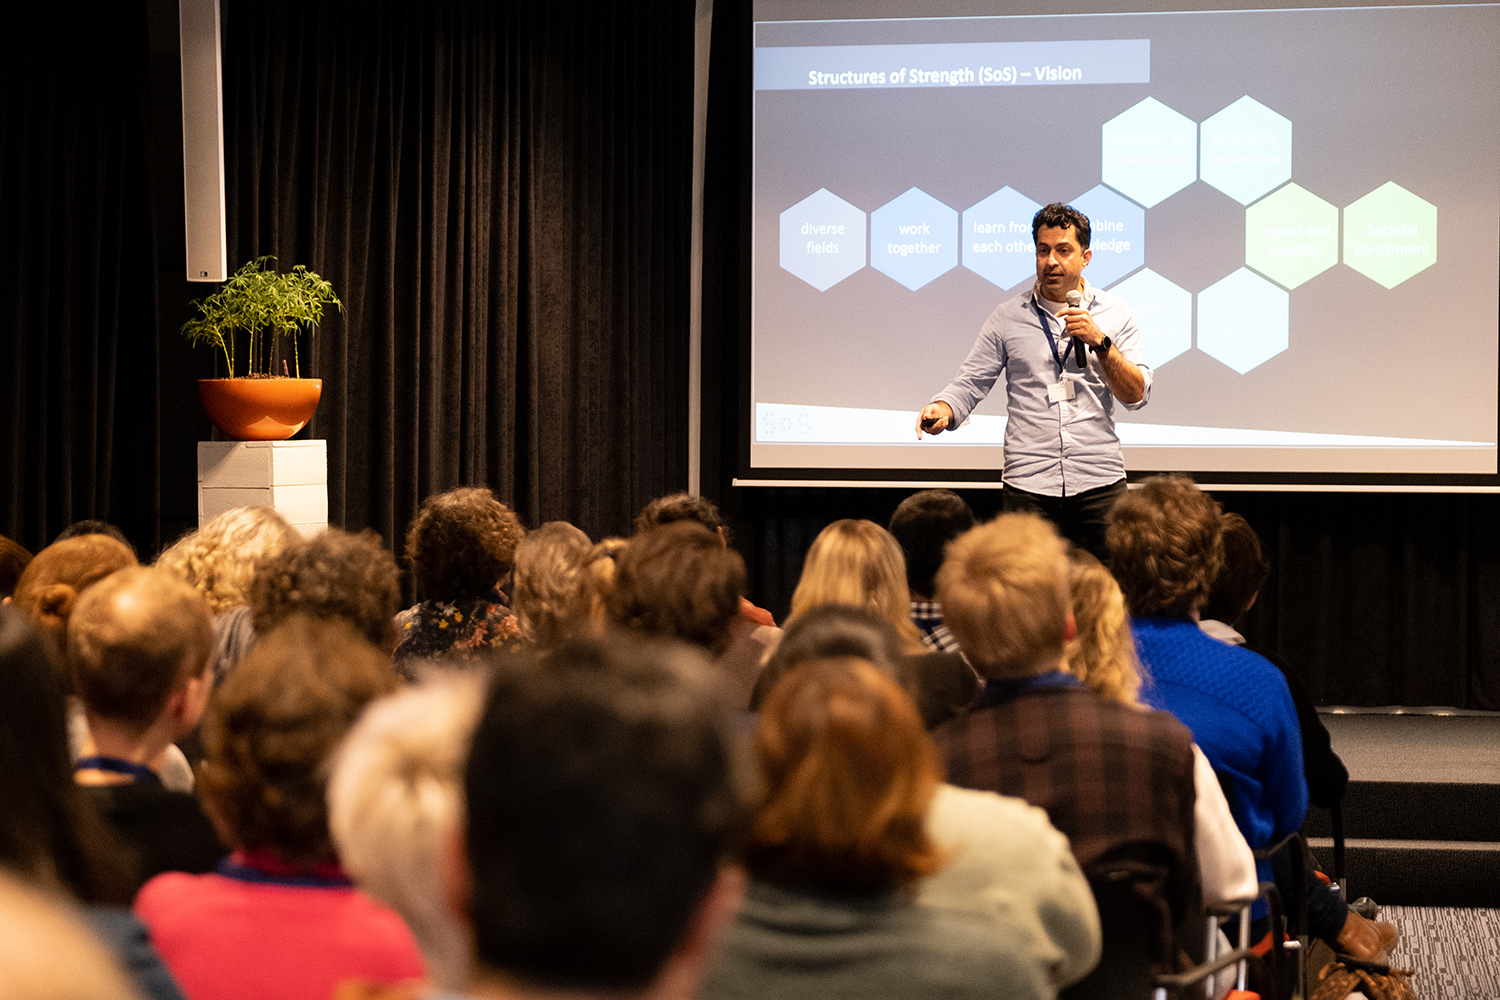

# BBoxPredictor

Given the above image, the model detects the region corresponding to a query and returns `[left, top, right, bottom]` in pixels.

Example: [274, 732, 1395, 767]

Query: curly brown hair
[1105, 475, 1224, 619]
[250, 529, 401, 648]
[405, 487, 525, 600]
[633, 492, 724, 536]
[198, 614, 399, 867]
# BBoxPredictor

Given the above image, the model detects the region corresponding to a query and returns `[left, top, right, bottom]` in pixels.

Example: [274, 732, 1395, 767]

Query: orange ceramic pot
[198, 378, 322, 441]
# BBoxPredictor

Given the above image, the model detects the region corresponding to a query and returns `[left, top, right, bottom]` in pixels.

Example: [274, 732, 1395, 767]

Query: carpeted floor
[1380, 904, 1500, 1000]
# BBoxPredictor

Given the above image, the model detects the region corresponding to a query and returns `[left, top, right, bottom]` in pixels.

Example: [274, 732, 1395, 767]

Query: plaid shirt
[932, 678, 1200, 967]
[910, 598, 963, 655]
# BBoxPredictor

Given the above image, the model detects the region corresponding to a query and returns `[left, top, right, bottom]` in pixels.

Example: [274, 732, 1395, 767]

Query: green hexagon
[1343, 182, 1436, 289]
[1245, 183, 1338, 290]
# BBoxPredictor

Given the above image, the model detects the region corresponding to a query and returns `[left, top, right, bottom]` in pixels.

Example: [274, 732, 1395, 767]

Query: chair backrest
[1058, 870, 1155, 1000]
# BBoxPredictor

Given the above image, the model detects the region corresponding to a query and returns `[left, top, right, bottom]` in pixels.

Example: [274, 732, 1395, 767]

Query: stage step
[1304, 713, 1500, 909]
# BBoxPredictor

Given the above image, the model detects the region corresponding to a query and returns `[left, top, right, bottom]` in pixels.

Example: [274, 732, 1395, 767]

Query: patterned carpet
[1378, 905, 1500, 1000]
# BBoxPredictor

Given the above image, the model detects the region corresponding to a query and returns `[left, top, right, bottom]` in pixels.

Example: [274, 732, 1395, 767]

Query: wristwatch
[1092, 335, 1113, 355]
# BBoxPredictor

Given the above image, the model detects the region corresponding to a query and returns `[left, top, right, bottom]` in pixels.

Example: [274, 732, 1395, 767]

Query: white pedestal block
[198, 440, 328, 537]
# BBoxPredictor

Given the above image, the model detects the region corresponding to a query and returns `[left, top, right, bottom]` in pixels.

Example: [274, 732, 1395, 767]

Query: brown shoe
[1335, 909, 1399, 961]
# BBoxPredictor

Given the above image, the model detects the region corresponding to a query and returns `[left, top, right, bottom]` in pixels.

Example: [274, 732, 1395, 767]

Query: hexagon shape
[1070, 185, 1144, 287]
[1102, 98, 1197, 209]
[1201, 96, 1292, 206]
[1245, 183, 1339, 290]
[1343, 181, 1436, 289]
[871, 187, 959, 291]
[1197, 268, 1289, 374]
[779, 189, 866, 291]
[962, 186, 1042, 290]
[1110, 268, 1191, 370]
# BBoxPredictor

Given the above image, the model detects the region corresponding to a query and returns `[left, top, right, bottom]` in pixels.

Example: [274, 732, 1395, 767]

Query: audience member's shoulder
[927, 783, 1059, 844]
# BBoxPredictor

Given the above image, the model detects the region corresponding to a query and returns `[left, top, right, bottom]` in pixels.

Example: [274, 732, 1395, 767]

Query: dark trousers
[1001, 479, 1127, 560]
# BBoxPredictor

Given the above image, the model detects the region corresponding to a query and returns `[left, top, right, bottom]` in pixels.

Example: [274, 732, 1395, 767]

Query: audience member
[55, 520, 138, 559]
[606, 521, 772, 708]
[510, 521, 592, 647]
[888, 489, 976, 654]
[67, 568, 225, 891]
[932, 513, 1200, 972]
[394, 488, 525, 670]
[635, 491, 776, 627]
[450, 635, 744, 1000]
[0, 533, 33, 600]
[1065, 549, 1256, 911]
[1200, 513, 1349, 811]
[750, 604, 977, 732]
[1108, 476, 1394, 960]
[11, 534, 137, 648]
[703, 656, 1054, 1000]
[0, 606, 185, 1000]
[156, 506, 299, 683]
[0, 869, 147, 1000]
[784, 520, 978, 727]
[252, 528, 401, 651]
[328, 671, 485, 993]
[135, 615, 423, 1000]
[744, 603, 1101, 987]
[572, 536, 629, 635]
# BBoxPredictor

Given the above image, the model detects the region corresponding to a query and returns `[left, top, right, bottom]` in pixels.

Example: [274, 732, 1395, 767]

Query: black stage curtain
[214, 0, 693, 548]
[1, 4, 163, 553]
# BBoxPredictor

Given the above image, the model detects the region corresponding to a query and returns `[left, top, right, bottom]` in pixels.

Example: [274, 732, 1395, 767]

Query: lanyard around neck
[74, 755, 160, 784]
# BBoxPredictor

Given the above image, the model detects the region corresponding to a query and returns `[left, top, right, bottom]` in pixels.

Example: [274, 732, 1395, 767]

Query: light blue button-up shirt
[931, 282, 1151, 497]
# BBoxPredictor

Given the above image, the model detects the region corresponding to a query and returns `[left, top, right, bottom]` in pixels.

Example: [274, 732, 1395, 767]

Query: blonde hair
[511, 522, 593, 646]
[156, 506, 297, 614]
[1065, 548, 1145, 705]
[328, 671, 484, 990]
[571, 538, 628, 636]
[937, 513, 1070, 678]
[787, 520, 923, 652]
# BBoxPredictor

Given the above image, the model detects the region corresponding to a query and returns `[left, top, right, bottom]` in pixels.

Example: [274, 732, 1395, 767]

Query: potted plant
[181, 256, 343, 440]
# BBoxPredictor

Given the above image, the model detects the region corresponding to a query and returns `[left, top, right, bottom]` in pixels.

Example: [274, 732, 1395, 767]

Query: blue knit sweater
[1133, 617, 1308, 859]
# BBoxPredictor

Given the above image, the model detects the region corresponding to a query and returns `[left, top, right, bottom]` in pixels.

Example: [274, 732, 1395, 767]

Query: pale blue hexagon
[1069, 185, 1144, 287]
[1102, 98, 1197, 209]
[871, 187, 959, 291]
[1197, 268, 1289, 374]
[779, 189, 867, 291]
[962, 187, 1042, 290]
[1201, 96, 1292, 206]
[1110, 268, 1191, 370]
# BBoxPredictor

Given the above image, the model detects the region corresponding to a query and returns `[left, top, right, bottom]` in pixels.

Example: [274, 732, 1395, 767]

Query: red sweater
[135, 852, 425, 1000]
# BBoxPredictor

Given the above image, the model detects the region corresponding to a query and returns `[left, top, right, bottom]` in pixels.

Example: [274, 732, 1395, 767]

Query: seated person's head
[1106, 475, 1224, 619]
[405, 487, 525, 601]
[250, 528, 401, 648]
[457, 635, 743, 996]
[605, 522, 744, 656]
[1065, 548, 1145, 705]
[887, 489, 976, 599]
[0, 869, 143, 1000]
[328, 671, 485, 990]
[0, 535, 33, 602]
[11, 535, 138, 644]
[1198, 513, 1269, 626]
[634, 492, 725, 539]
[937, 513, 1071, 679]
[66, 567, 215, 741]
[749, 603, 905, 712]
[156, 506, 298, 614]
[511, 521, 592, 646]
[199, 614, 399, 868]
[788, 519, 923, 651]
[747, 656, 944, 894]
[53, 520, 136, 559]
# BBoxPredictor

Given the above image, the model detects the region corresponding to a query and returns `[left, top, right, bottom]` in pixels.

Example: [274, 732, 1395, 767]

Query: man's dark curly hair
[634, 492, 724, 538]
[406, 487, 525, 600]
[1106, 475, 1223, 619]
[1032, 202, 1091, 248]
[251, 528, 401, 648]
[605, 522, 744, 657]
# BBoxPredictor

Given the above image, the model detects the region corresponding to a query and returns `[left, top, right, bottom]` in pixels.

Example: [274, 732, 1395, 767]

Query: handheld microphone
[1065, 290, 1086, 367]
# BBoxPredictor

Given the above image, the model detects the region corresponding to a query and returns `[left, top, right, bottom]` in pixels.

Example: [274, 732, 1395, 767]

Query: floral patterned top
[392, 591, 524, 675]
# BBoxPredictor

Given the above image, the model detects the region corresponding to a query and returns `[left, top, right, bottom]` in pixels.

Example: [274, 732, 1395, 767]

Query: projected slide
[748, 3, 1500, 480]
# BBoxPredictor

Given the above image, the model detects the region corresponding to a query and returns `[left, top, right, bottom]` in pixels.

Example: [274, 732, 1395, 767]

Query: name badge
[1047, 379, 1076, 403]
